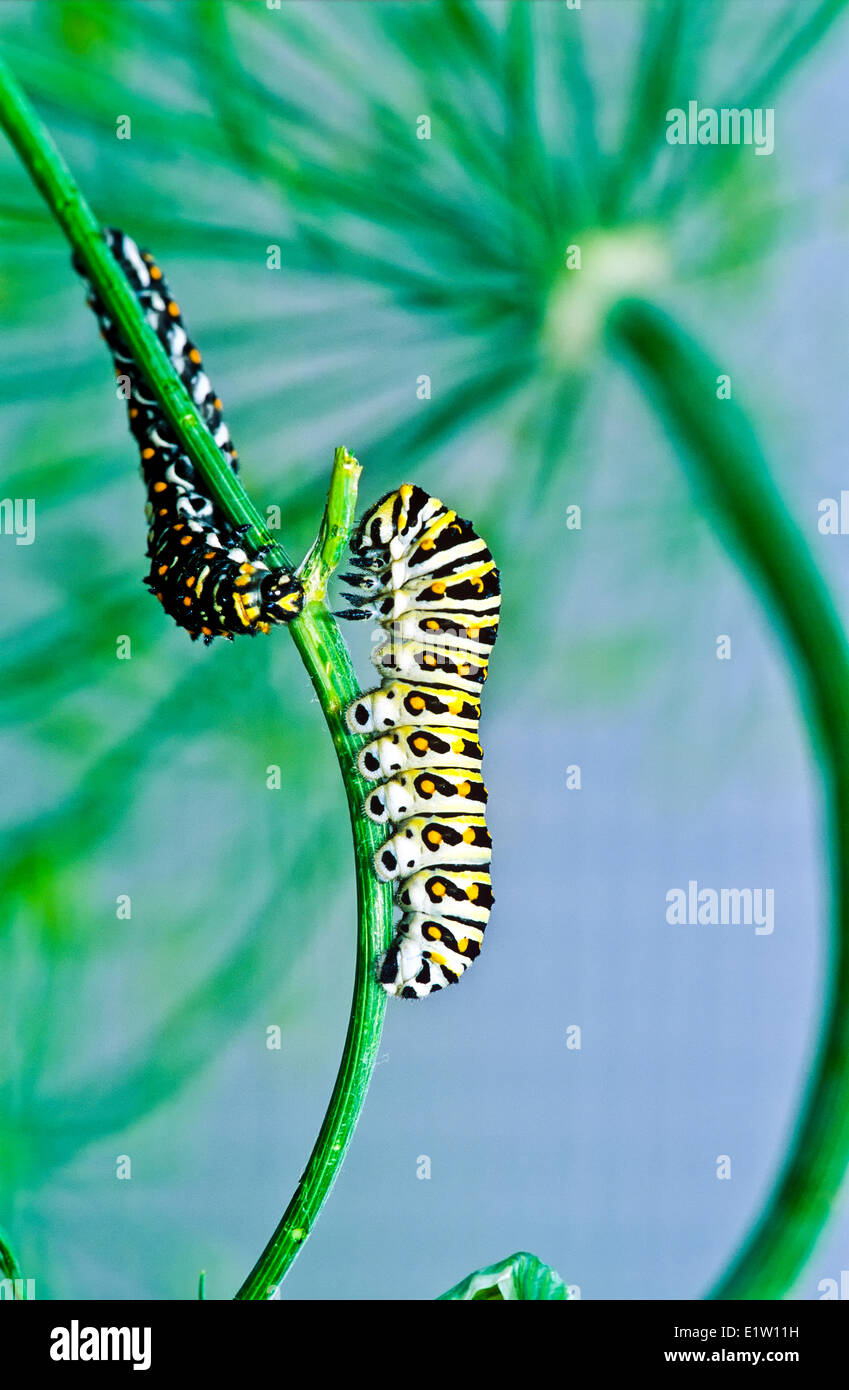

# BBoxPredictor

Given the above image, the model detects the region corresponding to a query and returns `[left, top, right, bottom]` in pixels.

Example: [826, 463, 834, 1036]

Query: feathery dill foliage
[0, 0, 846, 1298]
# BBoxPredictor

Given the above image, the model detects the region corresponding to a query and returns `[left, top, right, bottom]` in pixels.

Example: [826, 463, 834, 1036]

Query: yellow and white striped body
[343, 485, 500, 998]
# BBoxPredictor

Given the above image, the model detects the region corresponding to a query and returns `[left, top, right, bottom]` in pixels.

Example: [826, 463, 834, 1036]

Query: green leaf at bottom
[437, 1251, 569, 1301]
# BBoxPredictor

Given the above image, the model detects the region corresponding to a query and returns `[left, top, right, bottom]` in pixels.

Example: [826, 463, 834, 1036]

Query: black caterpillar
[74, 228, 303, 643]
[340, 485, 500, 998]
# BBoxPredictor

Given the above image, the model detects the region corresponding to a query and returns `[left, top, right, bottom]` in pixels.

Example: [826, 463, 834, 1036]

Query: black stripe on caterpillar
[341, 484, 500, 998]
[74, 228, 303, 643]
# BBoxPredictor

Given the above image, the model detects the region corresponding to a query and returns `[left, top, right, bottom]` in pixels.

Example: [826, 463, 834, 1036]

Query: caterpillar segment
[371, 636, 489, 694]
[397, 868, 494, 924]
[363, 770, 488, 826]
[357, 727, 484, 780]
[346, 682, 481, 735]
[343, 560, 500, 620]
[374, 815, 492, 882]
[378, 915, 484, 999]
[389, 612, 499, 652]
[355, 484, 446, 555]
[342, 486, 500, 998]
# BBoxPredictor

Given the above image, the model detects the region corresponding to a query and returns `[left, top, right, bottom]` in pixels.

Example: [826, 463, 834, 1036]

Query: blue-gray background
[0, 0, 847, 1299]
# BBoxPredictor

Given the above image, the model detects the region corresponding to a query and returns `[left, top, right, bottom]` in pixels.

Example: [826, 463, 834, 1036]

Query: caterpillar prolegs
[341, 485, 500, 998]
[74, 229, 303, 643]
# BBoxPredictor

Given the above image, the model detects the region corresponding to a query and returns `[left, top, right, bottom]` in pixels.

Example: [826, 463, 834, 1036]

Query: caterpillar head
[260, 571, 304, 624]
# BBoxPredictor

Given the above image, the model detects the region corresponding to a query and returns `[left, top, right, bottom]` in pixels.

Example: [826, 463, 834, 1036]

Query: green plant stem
[0, 1224, 22, 1282]
[299, 447, 362, 601]
[0, 54, 394, 1298]
[609, 297, 849, 1300]
[235, 458, 393, 1300]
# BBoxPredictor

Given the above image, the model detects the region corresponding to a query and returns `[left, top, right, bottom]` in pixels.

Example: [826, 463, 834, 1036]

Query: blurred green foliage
[0, 0, 845, 1294]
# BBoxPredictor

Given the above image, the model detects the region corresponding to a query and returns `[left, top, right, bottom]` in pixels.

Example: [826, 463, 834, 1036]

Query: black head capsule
[260, 570, 304, 623]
